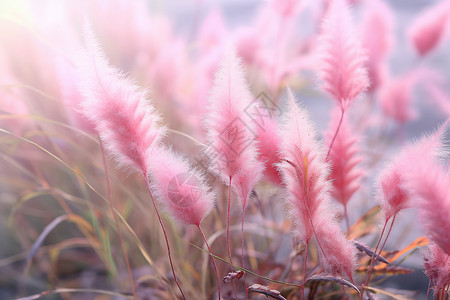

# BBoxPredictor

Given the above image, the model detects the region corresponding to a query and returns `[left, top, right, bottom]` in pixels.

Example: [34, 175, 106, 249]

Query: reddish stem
[198, 225, 221, 300]
[363, 215, 396, 299]
[100, 141, 136, 299]
[344, 205, 350, 233]
[144, 172, 186, 300]
[327, 106, 345, 157]
[227, 177, 239, 300]
[302, 241, 309, 300]
[360, 218, 389, 299]
[241, 208, 249, 300]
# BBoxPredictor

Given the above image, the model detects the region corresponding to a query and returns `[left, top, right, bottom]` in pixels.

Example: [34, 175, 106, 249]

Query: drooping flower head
[78, 27, 165, 174]
[277, 88, 356, 278]
[148, 147, 215, 227]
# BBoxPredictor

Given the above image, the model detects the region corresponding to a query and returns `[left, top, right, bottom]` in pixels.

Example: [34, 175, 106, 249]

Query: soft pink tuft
[318, 0, 369, 109]
[326, 108, 364, 207]
[232, 161, 264, 209]
[376, 120, 448, 221]
[78, 28, 165, 173]
[277, 89, 356, 277]
[408, 1, 450, 56]
[423, 243, 450, 294]
[256, 115, 282, 184]
[361, 0, 394, 92]
[148, 147, 215, 227]
[204, 48, 260, 185]
[378, 72, 417, 124]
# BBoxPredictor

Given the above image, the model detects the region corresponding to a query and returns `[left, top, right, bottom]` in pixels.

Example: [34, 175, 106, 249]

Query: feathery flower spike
[78, 28, 185, 299]
[79, 28, 165, 174]
[423, 243, 450, 298]
[326, 107, 364, 229]
[204, 47, 261, 298]
[318, 0, 369, 110]
[277, 88, 356, 281]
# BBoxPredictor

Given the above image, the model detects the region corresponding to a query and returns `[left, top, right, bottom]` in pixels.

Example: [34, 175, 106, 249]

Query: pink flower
[148, 147, 215, 227]
[277, 89, 356, 278]
[78, 28, 165, 173]
[408, 1, 450, 56]
[317, 0, 369, 109]
[326, 107, 364, 207]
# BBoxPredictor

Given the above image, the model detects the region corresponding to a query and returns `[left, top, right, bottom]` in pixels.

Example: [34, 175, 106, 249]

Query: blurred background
[0, 0, 449, 299]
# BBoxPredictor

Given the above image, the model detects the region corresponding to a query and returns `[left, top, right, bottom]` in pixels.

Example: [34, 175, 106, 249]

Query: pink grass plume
[77, 28, 185, 299]
[148, 147, 215, 227]
[255, 113, 282, 184]
[423, 243, 450, 298]
[361, 0, 394, 93]
[318, 0, 369, 110]
[402, 120, 450, 254]
[408, 1, 450, 57]
[204, 47, 261, 299]
[148, 147, 221, 299]
[378, 72, 418, 125]
[204, 47, 260, 184]
[326, 107, 364, 228]
[277, 89, 356, 280]
[78, 28, 165, 174]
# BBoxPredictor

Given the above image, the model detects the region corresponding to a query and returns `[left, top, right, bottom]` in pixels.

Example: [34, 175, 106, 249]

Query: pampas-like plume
[79, 29, 165, 174]
[204, 48, 260, 184]
[423, 243, 450, 297]
[204, 48, 262, 298]
[361, 0, 394, 93]
[256, 115, 282, 184]
[277, 89, 356, 279]
[78, 29, 185, 299]
[326, 108, 363, 228]
[408, 1, 450, 56]
[148, 147, 221, 299]
[148, 147, 215, 227]
[318, 0, 369, 109]
[377, 120, 448, 221]
[409, 155, 450, 255]
[401, 120, 450, 254]
[378, 72, 417, 124]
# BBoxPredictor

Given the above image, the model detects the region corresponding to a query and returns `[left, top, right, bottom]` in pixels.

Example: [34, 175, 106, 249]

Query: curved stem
[198, 225, 221, 300]
[241, 208, 249, 300]
[143, 172, 186, 300]
[100, 141, 136, 299]
[227, 176, 239, 300]
[362, 215, 396, 299]
[360, 218, 389, 299]
[327, 106, 345, 157]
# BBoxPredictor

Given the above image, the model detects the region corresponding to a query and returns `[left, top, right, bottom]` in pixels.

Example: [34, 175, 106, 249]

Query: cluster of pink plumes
[1, 0, 450, 299]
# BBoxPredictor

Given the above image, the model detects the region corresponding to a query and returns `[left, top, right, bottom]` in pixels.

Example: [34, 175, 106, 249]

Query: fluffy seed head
[318, 0, 369, 109]
[78, 28, 165, 173]
[148, 147, 215, 226]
